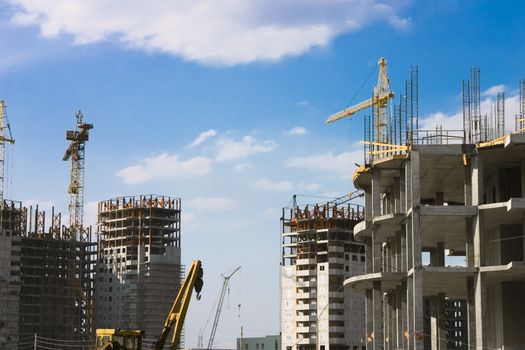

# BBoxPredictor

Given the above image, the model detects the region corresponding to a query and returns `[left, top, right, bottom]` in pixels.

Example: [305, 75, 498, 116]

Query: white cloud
[188, 129, 217, 148]
[215, 136, 277, 161]
[262, 207, 279, 219]
[233, 163, 251, 172]
[388, 14, 411, 30]
[116, 153, 212, 184]
[482, 84, 505, 97]
[285, 150, 361, 174]
[420, 85, 521, 135]
[186, 196, 239, 211]
[254, 179, 292, 192]
[286, 126, 307, 136]
[296, 100, 310, 107]
[84, 201, 98, 227]
[299, 182, 322, 192]
[8, 0, 408, 65]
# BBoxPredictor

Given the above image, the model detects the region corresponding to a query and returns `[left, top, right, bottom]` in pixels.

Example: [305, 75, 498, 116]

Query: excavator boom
[155, 260, 204, 350]
[95, 260, 203, 350]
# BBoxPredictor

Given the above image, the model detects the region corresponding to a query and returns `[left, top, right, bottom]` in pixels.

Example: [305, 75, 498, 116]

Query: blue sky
[1, 0, 525, 347]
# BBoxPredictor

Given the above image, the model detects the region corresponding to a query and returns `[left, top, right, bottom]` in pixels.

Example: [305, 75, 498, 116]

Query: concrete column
[401, 280, 408, 350]
[430, 293, 446, 350]
[400, 226, 406, 272]
[430, 242, 445, 267]
[394, 177, 401, 213]
[372, 170, 381, 217]
[400, 168, 406, 213]
[366, 288, 374, 349]
[396, 286, 403, 349]
[467, 277, 477, 349]
[365, 190, 373, 222]
[471, 154, 485, 349]
[406, 276, 414, 350]
[391, 238, 397, 272]
[465, 217, 474, 267]
[365, 237, 373, 274]
[395, 232, 402, 272]
[384, 293, 390, 350]
[521, 159, 525, 198]
[373, 281, 384, 350]
[409, 151, 424, 350]
[406, 158, 412, 209]
[372, 227, 382, 273]
[474, 272, 484, 350]
[464, 162, 472, 206]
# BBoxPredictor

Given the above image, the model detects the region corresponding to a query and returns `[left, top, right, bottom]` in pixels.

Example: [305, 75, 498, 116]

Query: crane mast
[62, 111, 93, 240]
[326, 57, 394, 144]
[0, 101, 15, 203]
[207, 266, 241, 350]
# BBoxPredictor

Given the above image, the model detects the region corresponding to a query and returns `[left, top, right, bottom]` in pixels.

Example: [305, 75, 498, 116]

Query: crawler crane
[96, 260, 204, 350]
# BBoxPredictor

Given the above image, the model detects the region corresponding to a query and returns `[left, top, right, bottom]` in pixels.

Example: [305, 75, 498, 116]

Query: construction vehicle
[95, 260, 204, 350]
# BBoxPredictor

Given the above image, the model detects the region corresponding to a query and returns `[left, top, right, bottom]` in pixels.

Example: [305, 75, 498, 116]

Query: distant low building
[237, 335, 280, 350]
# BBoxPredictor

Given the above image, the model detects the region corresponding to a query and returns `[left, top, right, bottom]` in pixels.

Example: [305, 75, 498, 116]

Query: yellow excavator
[95, 260, 204, 350]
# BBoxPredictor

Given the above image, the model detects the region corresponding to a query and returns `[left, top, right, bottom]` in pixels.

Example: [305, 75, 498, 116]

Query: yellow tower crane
[326, 57, 405, 155]
[62, 110, 93, 241]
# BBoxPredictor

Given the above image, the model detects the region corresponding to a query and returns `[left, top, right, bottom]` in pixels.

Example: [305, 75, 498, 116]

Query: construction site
[1, 51, 525, 350]
[322, 58, 525, 349]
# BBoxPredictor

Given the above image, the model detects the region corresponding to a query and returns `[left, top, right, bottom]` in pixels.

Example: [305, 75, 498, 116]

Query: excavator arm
[154, 260, 204, 350]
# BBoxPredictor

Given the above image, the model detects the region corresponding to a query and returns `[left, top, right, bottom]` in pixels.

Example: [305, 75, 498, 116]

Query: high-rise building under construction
[94, 195, 182, 346]
[281, 198, 366, 350]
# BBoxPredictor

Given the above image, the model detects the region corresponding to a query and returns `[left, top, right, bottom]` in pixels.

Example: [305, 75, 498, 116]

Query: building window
[320, 266, 325, 271]
[345, 266, 349, 272]
[262, 344, 264, 349]
[256, 344, 259, 350]
[352, 255, 358, 261]
[245, 344, 249, 350]
[320, 346, 325, 350]
[361, 256, 365, 262]
[345, 254, 349, 260]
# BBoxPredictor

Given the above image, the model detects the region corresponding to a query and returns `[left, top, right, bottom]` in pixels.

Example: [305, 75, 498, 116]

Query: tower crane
[0, 101, 15, 203]
[326, 57, 394, 146]
[207, 266, 241, 350]
[62, 111, 93, 241]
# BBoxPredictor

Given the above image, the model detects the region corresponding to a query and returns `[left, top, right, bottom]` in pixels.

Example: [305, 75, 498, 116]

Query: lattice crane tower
[62, 111, 93, 240]
[0, 101, 15, 203]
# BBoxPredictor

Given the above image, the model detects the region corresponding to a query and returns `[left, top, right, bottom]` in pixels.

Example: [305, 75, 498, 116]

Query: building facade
[281, 201, 366, 350]
[0, 201, 23, 350]
[237, 335, 280, 350]
[346, 136, 525, 349]
[95, 195, 182, 345]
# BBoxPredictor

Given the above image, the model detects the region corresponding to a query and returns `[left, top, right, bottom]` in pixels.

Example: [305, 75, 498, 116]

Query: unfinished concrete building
[19, 206, 96, 345]
[281, 198, 366, 350]
[95, 195, 182, 344]
[0, 200, 24, 349]
[335, 63, 525, 349]
[0, 202, 96, 349]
